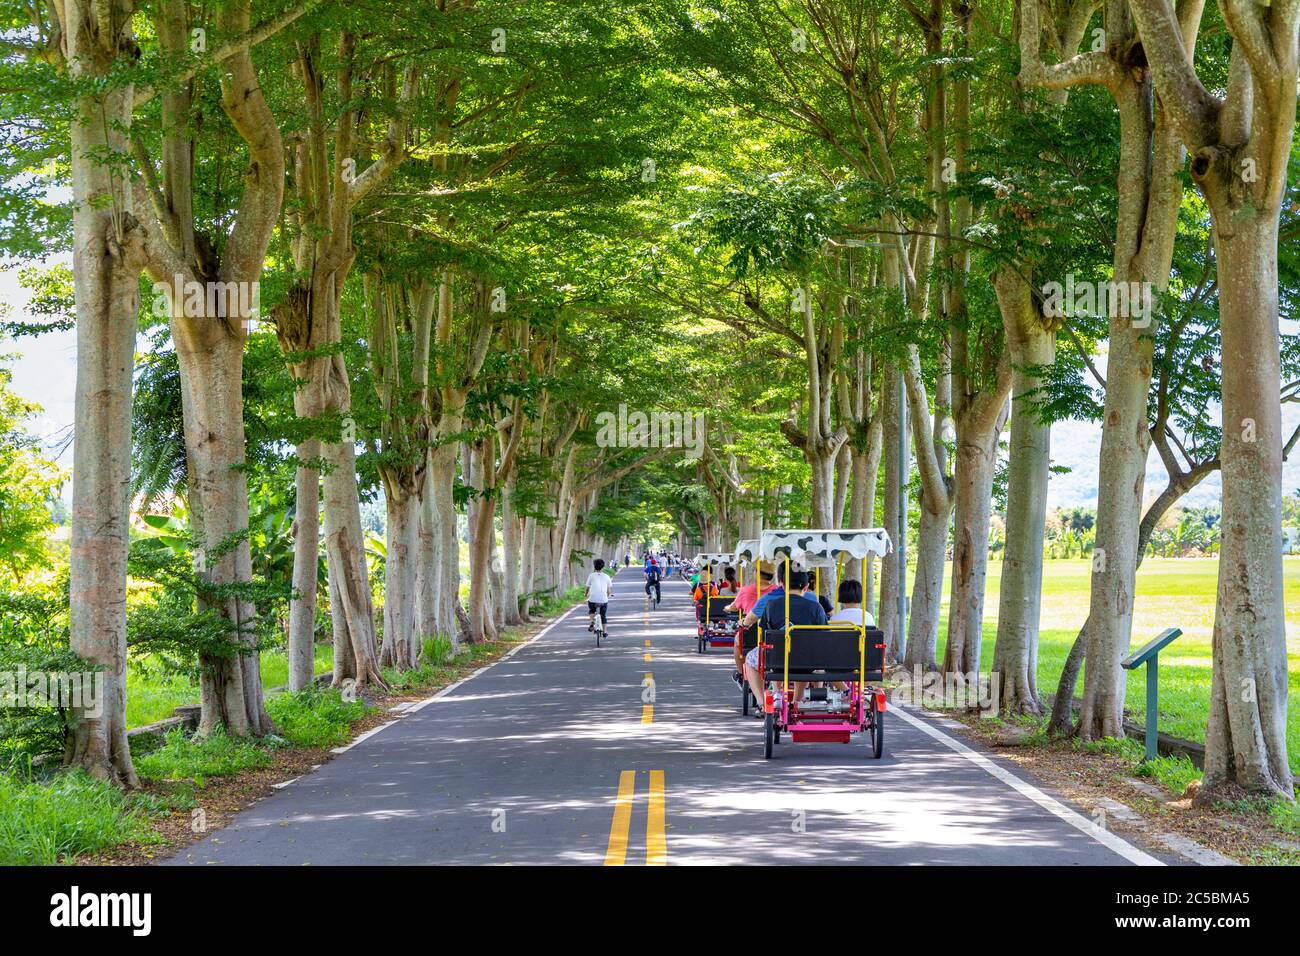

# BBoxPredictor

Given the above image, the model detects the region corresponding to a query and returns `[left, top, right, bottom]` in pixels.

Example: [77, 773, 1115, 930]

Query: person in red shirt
[726, 562, 775, 691]
[719, 565, 739, 594]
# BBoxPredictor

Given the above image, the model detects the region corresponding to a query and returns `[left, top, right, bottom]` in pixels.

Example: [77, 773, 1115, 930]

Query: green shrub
[265, 686, 369, 748]
[423, 635, 454, 666]
[1133, 753, 1202, 796]
[133, 726, 275, 783]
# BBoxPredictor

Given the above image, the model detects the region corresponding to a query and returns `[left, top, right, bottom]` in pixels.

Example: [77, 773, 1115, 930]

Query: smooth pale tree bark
[878, 364, 903, 658]
[942, 394, 1011, 678]
[62, 0, 144, 786]
[276, 34, 418, 686]
[832, 443, 851, 527]
[366, 278, 435, 670]
[418, 444, 463, 643]
[1020, 0, 1192, 741]
[500, 474, 523, 626]
[902, 341, 953, 673]
[991, 270, 1057, 714]
[553, 446, 580, 592]
[854, 415, 884, 615]
[465, 360, 528, 643]
[1129, 0, 1297, 799]
[288, 438, 321, 690]
[987, 0, 1093, 714]
[418, 275, 494, 644]
[133, 0, 287, 736]
[841, 326, 882, 587]
[780, 282, 848, 527]
[466, 437, 499, 643]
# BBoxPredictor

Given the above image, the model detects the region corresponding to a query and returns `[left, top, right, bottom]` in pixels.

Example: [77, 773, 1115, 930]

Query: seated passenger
[726, 562, 775, 689]
[719, 566, 739, 594]
[829, 579, 874, 628]
[692, 570, 720, 603]
[739, 569, 827, 717]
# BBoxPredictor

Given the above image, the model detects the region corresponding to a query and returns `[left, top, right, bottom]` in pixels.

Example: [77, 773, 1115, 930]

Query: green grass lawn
[125, 643, 334, 729]
[930, 555, 1300, 775]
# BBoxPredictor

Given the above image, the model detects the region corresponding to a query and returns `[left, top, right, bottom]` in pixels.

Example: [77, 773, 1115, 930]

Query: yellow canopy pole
[834, 556, 842, 614]
[782, 556, 791, 702]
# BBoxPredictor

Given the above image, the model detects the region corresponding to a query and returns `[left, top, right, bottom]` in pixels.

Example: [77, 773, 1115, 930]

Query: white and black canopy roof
[733, 539, 761, 566]
[757, 529, 893, 566]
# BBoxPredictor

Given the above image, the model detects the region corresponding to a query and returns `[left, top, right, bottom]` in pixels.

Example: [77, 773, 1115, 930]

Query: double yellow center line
[603, 770, 667, 865]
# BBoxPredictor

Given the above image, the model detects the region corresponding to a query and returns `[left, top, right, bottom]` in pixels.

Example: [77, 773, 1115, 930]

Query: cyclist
[585, 558, 613, 634]
[644, 559, 663, 606]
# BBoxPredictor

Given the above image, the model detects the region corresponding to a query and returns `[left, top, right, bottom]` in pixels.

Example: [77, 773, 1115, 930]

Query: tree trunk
[519, 513, 537, 619]
[172, 322, 271, 736]
[288, 438, 320, 691]
[1077, 77, 1177, 742]
[808, 448, 836, 528]
[65, 6, 142, 783]
[903, 492, 950, 671]
[500, 474, 523, 625]
[322, 433, 383, 685]
[992, 329, 1054, 713]
[380, 484, 419, 669]
[1199, 215, 1292, 799]
[832, 442, 851, 527]
[878, 365, 902, 656]
[554, 448, 579, 590]
[943, 411, 1005, 680]
[466, 440, 496, 643]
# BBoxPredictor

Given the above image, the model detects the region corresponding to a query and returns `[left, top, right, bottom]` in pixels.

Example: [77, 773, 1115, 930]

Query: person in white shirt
[828, 579, 874, 628]
[826, 579, 873, 691]
[585, 558, 613, 633]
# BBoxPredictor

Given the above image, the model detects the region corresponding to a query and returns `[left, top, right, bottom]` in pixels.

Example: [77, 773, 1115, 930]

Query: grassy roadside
[126, 643, 335, 729]
[0, 588, 585, 865]
[931, 556, 1300, 775]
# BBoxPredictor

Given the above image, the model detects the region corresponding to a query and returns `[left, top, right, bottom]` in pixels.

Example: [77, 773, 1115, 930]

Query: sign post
[1120, 627, 1184, 762]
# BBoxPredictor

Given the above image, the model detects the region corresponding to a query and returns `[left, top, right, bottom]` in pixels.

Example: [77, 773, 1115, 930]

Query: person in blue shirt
[739, 568, 826, 715]
[644, 559, 663, 605]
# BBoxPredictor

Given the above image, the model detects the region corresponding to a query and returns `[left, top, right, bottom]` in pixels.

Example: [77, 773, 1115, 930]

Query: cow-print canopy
[757, 528, 893, 565]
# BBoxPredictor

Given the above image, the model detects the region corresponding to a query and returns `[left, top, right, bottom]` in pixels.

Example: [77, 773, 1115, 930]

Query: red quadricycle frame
[696, 588, 739, 653]
[759, 622, 887, 760]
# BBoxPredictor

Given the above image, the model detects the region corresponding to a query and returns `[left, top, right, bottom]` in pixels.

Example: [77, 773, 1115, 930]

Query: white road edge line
[404, 600, 585, 714]
[890, 703, 1165, 867]
[329, 594, 590, 754]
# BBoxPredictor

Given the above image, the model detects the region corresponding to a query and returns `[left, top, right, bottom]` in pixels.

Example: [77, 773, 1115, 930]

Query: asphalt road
[167, 572, 1166, 866]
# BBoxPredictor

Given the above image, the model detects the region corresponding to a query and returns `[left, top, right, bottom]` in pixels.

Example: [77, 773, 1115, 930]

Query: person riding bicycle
[644, 559, 663, 605]
[585, 558, 613, 634]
